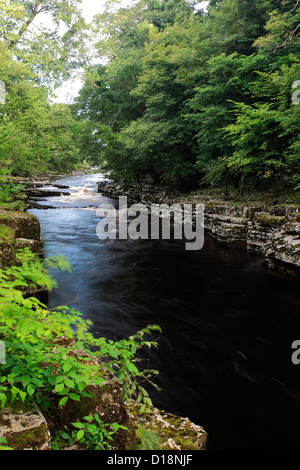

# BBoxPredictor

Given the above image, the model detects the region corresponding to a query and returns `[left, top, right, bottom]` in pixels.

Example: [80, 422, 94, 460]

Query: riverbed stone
[26, 188, 71, 198]
[0, 409, 51, 450]
[97, 179, 300, 276]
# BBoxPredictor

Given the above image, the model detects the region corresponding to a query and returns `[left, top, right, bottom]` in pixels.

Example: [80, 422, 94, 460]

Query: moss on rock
[0, 224, 16, 267]
[126, 401, 207, 450]
[0, 209, 40, 240]
[0, 209, 44, 268]
[254, 213, 286, 227]
[0, 409, 50, 450]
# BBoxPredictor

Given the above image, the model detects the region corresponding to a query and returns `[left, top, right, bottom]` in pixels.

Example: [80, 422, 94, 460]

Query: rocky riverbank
[97, 180, 300, 277]
[0, 171, 83, 266]
[0, 172, 208, 451]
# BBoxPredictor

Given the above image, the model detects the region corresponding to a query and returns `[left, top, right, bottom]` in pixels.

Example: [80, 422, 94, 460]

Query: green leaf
[83, 415, 94, 421]
[55, 383, 64, 393]
[27, 383, 35, 396]
[18, 390, 26, 402]
[69, 393, 80, 401]
[0, 393, 7, 408]
[77, 429, 85, 441]
[72, 422, 85, 429]
[63, 363, 72, 373]
[58, 396, 69, 406]
[139, 404, 146, 414]
[127, 362, 139, 375]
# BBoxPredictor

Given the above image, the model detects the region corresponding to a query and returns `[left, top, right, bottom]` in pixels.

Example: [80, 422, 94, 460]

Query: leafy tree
[224, 57, 300, 187]
[253, 1, 300, 57]
[0, 57, 81, 175]
[73, 0, 300, 190]
[0, 0, 90, 84]
[115, 22, 198, 182]
[74, 0, 200, 182]
[0, 248, 161, 421]
[0, 0, 91, 175]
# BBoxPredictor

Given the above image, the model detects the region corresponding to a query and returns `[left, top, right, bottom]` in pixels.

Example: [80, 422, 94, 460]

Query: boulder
[265, 230, 300, 272]
[0, 210, 40, 240]
[0, 409, 51, 450]
[0, 210, 44, 269]
[127, 401, 207, 450]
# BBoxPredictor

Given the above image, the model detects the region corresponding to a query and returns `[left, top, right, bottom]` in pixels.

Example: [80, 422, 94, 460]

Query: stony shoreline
[97, 180, 300, 277]
[0, 171, 208, 451]
[0, 170, 87, 267]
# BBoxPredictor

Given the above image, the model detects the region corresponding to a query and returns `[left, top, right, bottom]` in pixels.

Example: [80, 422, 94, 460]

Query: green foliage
[0, 436, 14, 450]
[74, 0, 198, 183]
[223, 57, 300, 184]
[0, 69, 82, 175]
[0, 248, 161, 426]
[1, 0, 299, 187]
[136, 424, 161, 450]
[75, 0, 300, 190]
[53, 413, 127, 450]
[224, 101, 285, 178]
[0, 172, 26, 207]
[114, 325, 162, 413]
[0, 0, 90, 84]
[0, 0, 91, 176]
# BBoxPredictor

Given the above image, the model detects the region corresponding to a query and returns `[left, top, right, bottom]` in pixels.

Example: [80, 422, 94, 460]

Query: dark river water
[28, 172, 300, 450]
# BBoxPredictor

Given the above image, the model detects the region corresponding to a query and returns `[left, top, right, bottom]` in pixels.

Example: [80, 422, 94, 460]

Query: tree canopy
[74, 0, 300, 191]
[0, 0, 90, 175]
[1, 0, 299, 190]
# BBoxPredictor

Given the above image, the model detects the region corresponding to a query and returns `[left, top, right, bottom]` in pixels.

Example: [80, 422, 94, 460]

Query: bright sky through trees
[47, 0, 209, 103]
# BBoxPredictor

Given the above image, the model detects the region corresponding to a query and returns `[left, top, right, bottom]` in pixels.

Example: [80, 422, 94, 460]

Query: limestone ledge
[97, 181, 300, 276]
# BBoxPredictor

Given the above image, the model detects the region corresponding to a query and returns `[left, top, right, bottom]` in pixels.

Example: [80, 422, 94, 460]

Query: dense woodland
[1, 0, 299, 194]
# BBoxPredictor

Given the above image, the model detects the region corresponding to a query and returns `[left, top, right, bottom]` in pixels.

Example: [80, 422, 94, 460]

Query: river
[28, 171, 300, 450]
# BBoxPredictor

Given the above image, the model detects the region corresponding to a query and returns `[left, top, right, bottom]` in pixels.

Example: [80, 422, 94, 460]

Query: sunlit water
[28, 172, 300, 450]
